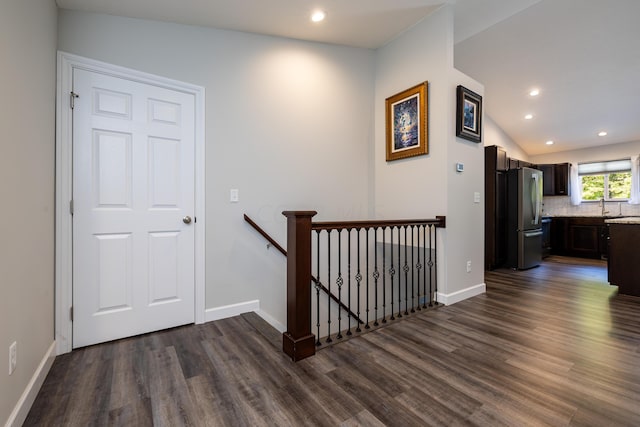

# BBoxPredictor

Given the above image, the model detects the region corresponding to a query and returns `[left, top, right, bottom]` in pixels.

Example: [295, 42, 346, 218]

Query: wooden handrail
[243, 214, 364, 326]
[243, 214, 287, 256]
[312, 216, 446, 231]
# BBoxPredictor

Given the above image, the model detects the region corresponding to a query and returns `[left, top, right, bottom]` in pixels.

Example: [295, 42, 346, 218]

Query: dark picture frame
[456, 85, 482, 143]
[386, 82, 428, 161]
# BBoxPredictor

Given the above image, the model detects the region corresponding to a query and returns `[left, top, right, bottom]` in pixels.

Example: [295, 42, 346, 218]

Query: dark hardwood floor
[26, 256, 640, 426]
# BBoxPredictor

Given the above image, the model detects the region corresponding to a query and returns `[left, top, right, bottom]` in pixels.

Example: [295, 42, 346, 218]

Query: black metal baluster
[326, 230, 332, 343]
[433, 224, 438, 306]
[316, 230, 321, 346]
[356, 228, 362, 333]
[347, 229, 353, 336]
[423, 224, 428, 309]
[389, 227, 396, 320]
[428, 224, 434, 307]
[415, 225, 422, 311]
[410, 225, 416, 313]
[397, 226, 402, 318]
[336, 229, 343, 339]
[365, 228, 370, 329]
[373, 227, 380, 326]
[382, 226, 387, 323]
[403, 225, 409, 316]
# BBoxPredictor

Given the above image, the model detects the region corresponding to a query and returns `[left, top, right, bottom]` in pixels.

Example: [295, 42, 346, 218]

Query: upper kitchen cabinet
[538, 163, 571, 196]
[538, 164, 555, 196]
[554, 163, 571, 195]
[486, 145, 508, 171]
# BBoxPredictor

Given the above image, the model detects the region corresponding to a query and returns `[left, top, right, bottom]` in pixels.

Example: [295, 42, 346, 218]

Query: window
[579, 159, 632, 201]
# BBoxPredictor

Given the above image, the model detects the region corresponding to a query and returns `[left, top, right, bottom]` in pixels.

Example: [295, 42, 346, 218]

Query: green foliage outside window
[581, 172, 631, 201]
[581, 175, 604, 200]
[609, 173, 631, 199]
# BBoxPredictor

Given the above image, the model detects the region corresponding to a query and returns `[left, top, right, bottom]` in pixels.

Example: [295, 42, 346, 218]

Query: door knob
[183, 216, 192, 224]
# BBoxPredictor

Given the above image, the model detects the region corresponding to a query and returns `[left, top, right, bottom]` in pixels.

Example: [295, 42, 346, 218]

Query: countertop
[605, 217, 640, 224]
[544, 215, 628, 219]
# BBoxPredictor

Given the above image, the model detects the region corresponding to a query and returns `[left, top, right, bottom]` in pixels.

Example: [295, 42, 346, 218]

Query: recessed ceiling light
[546, 140, 554, 145]
[524, 114, 533, 120]
[529, 89, 540, 97]
[311, 10, 326, 22]
[598, 131, 608, 137]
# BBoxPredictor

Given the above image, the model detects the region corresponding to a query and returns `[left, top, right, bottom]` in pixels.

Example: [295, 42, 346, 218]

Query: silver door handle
[183, 216, 192, 224]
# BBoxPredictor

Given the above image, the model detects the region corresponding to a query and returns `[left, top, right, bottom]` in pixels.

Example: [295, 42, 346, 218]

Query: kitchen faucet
[601, 197, 610, 216]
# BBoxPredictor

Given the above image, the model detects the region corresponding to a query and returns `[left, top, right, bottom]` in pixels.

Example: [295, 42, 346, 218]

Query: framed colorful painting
[386, 82, 428, 161]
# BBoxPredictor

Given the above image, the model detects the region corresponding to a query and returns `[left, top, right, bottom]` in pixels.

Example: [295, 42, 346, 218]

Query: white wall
[58, 10, 375, 326]
[484, 115, 529, 161]
[375, 6, 485, 300]
[448, 69, 486, 300]
[0, 0, 57, 424]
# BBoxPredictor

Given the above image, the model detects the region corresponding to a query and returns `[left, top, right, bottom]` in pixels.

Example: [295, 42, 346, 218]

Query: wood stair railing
[244, 214, 364, 325]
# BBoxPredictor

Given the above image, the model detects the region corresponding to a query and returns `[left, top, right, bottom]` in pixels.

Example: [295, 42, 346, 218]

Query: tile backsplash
[542, 196, 640, 217]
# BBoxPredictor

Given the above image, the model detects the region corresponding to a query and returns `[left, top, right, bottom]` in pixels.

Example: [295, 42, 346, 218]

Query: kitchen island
[606, 217, 640, 297]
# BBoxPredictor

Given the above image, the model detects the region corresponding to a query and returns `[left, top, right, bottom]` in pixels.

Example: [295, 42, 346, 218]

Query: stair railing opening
[282, 211, 445, 362]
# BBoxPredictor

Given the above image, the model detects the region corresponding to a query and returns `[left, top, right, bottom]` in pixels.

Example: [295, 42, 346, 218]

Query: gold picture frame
[386, 82, 428, 161]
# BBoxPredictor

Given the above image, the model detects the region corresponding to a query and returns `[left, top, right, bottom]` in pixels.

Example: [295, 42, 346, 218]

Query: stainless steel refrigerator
[507, 167, 543, 269]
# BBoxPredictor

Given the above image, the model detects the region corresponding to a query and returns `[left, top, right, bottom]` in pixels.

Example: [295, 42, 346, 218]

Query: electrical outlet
[466, 261, 472, 273]
[9, 341, 16, 375]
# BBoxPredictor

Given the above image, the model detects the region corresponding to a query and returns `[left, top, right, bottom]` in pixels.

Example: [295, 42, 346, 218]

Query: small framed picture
[386, 82, 428, 161]
[456, 85, 482, 143]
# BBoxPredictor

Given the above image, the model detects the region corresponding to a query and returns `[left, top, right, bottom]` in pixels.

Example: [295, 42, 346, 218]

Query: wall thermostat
[456, 162, 464, 172]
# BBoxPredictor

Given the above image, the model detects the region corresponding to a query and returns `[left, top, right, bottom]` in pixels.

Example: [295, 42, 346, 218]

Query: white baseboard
[204, 300, 260, 323]
[436, 283, 486, 305]
[6, 341, 56, 427]
[255, 309, 286, 333]
[204, 301, 286, 334]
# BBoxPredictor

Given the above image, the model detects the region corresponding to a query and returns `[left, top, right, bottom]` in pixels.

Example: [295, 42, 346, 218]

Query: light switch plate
[474, 192, 481, 203]
[230, 189, 239, 203]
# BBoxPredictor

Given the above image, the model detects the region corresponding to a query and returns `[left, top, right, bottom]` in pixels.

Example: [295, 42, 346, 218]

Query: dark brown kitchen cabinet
[550, 216, 605, 259]
[567, 217, 601, 258]
[550, 217, 568, 255]
[508, 158, 519, 170]
[485, 146, 508, 269]
[537, 163, 570, 196]
[608, 223, 640, 297]
[599, 225, 609, 259]
[507, 157, 534, 171]
[554, 163, 571, 195]
[538, 164, 555, 196]
[486, 145, 508, 171]
[519, 160, 534, 168]
[541, 217, 551, 258]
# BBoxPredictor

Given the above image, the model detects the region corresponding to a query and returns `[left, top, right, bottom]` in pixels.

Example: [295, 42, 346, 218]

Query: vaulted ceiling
[56, 0, 640, 156]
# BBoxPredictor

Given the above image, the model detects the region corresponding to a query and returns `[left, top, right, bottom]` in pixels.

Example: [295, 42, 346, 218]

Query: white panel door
[72, 69, 195, 348]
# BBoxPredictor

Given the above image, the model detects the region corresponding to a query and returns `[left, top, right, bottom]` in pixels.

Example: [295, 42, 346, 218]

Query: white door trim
[55, 51, 206, 355]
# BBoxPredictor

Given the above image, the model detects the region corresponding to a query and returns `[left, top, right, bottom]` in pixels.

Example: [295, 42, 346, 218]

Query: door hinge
[70, 200, 74, 215]
[70, 91, 79, 109]
[70, 306, 73, 322]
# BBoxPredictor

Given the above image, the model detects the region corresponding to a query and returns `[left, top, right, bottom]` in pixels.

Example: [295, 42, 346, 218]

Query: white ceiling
[55, 0, 446, 49]
[454, 0, 640, 156]
[56, 0, 640, 156]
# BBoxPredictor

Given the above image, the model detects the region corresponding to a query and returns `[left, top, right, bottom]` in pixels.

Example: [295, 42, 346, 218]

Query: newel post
[281, 211, 317, 362]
